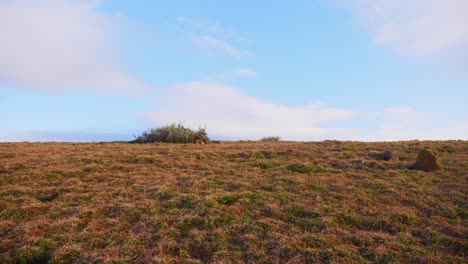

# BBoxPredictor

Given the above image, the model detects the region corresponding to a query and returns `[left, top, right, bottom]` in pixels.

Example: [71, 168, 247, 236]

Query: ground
[0, 141, 466, 263]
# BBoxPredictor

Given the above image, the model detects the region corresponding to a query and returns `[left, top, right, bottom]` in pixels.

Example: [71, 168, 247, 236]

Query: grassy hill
[0, 141, 466, 263]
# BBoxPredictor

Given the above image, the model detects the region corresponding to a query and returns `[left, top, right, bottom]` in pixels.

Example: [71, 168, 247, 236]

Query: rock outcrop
[412, 148, 441, 171]
[382, 150, 399, 161]
[368, 150, 398, 161]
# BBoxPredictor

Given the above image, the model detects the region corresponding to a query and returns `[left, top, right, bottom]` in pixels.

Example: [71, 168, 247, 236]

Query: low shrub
[217, 195, 239, 205]
[287, 163, 327, 174]
[260, 136, 281, 142]
[133, 124, 209, 143]
[252, 161, 281, 169]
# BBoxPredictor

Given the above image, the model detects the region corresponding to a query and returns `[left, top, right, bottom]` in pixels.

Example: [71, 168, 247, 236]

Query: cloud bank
[143, 83, 468, 141]
[145, 82, 359, 140]
[0, 0, 147, 93]
[344, 0, 468, 57]
[0, 130, 135, 142]
[373, 107, 468, 141]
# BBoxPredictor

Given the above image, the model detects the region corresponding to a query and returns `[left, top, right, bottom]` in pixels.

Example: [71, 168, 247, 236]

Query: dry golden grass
[0, 140, 467, 263]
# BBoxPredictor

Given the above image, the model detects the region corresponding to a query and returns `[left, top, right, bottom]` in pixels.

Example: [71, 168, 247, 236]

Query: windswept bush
[261, 136, 281, 142]
[134, 124, 209, 143]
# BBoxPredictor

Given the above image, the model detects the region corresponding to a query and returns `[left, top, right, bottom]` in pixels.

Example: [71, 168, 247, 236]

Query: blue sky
[1, 0, 467, 141]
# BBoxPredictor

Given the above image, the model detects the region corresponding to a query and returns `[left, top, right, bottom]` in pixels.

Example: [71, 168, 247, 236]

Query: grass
[287, 163, 327, 173]
[0, 140, 466, 263]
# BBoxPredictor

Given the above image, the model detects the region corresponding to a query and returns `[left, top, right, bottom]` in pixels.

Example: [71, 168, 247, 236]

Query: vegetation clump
[133, 123, 209, 143]
[217, 194, 239, 205]
[287, 163, 311, 173]
[287, 163, 326, 173]
[260, 136, 281, 142]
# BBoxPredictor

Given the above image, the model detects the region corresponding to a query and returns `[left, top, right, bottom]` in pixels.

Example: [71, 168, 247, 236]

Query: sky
[1, 0, 467, 142]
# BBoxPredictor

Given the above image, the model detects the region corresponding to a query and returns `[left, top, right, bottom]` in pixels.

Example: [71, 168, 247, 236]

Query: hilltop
[0, 141, 466, 263]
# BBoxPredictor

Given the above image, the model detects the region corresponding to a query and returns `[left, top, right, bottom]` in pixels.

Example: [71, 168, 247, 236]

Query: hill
[0, 141, 466, 263]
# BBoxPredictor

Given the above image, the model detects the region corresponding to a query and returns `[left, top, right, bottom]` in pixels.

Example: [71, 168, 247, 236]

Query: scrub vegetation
[0, 140, 466, 263]
[133, 124, 209, 144]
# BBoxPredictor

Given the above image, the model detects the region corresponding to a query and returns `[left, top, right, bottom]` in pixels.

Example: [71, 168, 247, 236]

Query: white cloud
[145, 91, 468, 141]
[237, 68, 258, 78]
[177, 17, 252, 58]
[207, 68, 257, 80]
[381, 106, 427, 128]
[176, 17, 224, 36]
[144, 82, 359, 140]
[375, 107, 428, 140]
[372, 107, 468, 141]
[195, 36, 251, 58]
[0, 130, 134, 142]
[343, 0, 468, 57]
[0, 0, 148, 93]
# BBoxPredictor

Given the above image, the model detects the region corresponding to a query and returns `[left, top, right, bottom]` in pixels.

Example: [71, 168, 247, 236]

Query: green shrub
[133, 123, 209, 143]
[289, 206, 321, 218]
[217, 195, 239, 205]
[287, 163, 326, 174]
[260, 136, 281, 142]
[253, 161, 281, 169]
[287, 163, 312, 173]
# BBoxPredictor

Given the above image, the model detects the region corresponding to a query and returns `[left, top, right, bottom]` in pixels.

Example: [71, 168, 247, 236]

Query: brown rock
[412, 149, 441, 171]
[382, 150, 399, 161]
[368, 150, 398, 161]
[238, 151, 253, 158]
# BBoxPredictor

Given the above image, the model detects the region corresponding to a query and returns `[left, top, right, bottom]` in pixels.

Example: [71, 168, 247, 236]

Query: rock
[368, 161, 379, 169]
[412, 148, 441, 171]
[238, 151, 253, 158]
[382, 150, 399, 161]
[284, 149, 293, 155]
[368, 150, 398, 161]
